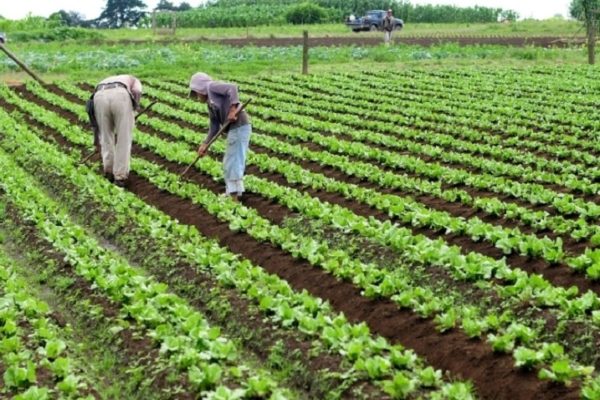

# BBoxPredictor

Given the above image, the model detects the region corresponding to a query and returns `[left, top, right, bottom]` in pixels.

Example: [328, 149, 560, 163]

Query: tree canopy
[48, 10, 87, 27]
[570, 0, 600, 21]
[96, 0, 147, 28]
[154, 0, 193, 11]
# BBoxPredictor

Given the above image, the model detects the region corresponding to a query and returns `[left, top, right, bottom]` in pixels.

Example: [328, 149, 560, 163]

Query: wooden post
[171, 12, 177, 36]
[0, 44, 45, 84]
[302, 30, 309, 75]
[587, 9, 598, 65]
[152, 10, 157, 35]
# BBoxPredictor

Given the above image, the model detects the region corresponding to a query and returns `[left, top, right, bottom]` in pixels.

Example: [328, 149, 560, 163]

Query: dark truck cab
[346, 10, 404, 32]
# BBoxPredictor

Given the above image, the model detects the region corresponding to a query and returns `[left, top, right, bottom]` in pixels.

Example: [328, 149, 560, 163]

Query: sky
[0, 0, 573, 21]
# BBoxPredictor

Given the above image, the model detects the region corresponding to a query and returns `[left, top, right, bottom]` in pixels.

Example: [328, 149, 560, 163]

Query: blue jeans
[223, 124, 251, 194]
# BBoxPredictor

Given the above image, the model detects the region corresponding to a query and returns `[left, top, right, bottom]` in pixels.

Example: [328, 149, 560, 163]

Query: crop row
[15, 83, 600, 393]
[0, 107, 301, 398]
[366, 70, 600, 142]
[147, 79, 600, 225]
[379, 68, 600, 141]
[255, 73, 599, 172]
[133, 81, 600, 265]
[0, 246, 95, 399]
[0, 90, 477, 398]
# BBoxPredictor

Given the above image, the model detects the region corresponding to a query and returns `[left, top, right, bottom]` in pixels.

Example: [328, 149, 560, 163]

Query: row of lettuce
[0, 87, 477, 398]
[25, 80, 598, 287]
[3, 79, 600, 397]
[136, 80, 600, 271]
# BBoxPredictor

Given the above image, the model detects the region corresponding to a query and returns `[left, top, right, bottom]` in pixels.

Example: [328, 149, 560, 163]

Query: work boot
[229, 192, 243, 202]
[114, 179, 128, 188]
[104, 172, 114, 182]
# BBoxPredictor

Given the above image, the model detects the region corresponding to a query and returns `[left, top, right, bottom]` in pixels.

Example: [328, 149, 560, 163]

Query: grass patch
[1, 40, 594, 84]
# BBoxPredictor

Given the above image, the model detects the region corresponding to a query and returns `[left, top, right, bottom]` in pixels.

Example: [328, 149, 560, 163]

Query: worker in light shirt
[92, 74, 142, 187]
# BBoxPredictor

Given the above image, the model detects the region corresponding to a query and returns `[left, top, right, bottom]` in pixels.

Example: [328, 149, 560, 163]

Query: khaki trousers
[384, 31, 393, 45]
[93, 87, 134, 180]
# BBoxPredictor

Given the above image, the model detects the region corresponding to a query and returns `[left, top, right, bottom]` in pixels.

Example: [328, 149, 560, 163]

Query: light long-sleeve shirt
[98, 74, 143, 108]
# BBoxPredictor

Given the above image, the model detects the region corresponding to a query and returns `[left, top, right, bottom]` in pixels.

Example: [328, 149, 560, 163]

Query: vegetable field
[0, 66, 599, 399]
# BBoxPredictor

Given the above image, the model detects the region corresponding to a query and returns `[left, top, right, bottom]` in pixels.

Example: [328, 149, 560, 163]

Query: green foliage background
[155, 0, 516, 28]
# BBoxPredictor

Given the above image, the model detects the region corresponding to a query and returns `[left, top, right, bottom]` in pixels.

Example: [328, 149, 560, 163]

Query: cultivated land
[0, 63, 599, 398]
[0, 14, 599, 400]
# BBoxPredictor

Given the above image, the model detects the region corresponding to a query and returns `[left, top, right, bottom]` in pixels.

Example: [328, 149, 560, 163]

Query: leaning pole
[0, 43, 46, 84]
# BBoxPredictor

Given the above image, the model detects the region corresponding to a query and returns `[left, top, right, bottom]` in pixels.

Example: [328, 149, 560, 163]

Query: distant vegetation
[155, 0, 518, 28]
[0, 15, 102, 42]
[0, 0, 522, 42]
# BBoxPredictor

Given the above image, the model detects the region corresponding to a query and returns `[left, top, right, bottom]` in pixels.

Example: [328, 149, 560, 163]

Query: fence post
[586, 9, 598, 65]
[152, 11, 157, 35]
[302, 30, 309, 75]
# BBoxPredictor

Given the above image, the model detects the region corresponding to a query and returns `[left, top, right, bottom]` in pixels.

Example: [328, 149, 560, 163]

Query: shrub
[285, 2, 328, 25]
[9, 27, 103, 43]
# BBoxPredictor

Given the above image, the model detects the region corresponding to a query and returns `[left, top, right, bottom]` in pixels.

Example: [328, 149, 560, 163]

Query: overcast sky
[1, 0, 572, 21]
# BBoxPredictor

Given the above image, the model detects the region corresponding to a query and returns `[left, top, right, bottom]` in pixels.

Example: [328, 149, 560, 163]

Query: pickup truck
[346, 10, 404, 32]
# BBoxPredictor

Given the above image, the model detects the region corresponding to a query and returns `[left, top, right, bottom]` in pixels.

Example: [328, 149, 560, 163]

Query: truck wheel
[370, 24, 378, 32]
[352, 29, 360, 33]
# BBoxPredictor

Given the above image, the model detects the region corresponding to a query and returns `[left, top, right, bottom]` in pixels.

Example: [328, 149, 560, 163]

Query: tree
[155, 0, 176, 11]
[499, 10, 519, 22]
[570, 0, 585, 19]
[583, 0, 599, 64]
[178, 2, 192, 11]
[285, 2, 328, 24]
[48, 10, 86, 27]
[96, 0, 147, 28]
[571, 0, 599, 64]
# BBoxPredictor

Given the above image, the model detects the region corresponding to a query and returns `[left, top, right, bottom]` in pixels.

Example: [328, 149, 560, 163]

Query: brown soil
[91, 36, 586, 48]
[0, 203, 193, 399]
[8, 87, 585, 400]
[247, 78, 596, 181]
[338, 74, 598, 157]
[50, 176, 365, 398]
[14, 85, 600, 295]
[145, 80, 598, 222]
[15, 86, 382, 398]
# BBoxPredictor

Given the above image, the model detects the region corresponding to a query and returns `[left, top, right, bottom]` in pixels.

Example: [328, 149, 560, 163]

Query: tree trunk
[583, 1, 598, 65]
[588, 20, 596, 65]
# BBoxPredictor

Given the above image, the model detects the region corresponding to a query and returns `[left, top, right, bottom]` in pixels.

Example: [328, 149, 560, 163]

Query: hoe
[181, 98, 253, 177]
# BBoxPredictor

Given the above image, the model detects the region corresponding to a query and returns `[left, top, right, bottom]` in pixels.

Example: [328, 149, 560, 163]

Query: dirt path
[91, 36, 585, 48]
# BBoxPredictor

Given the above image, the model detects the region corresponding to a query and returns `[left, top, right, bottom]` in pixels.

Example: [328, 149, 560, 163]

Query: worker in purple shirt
[93, 74, 142, 187]
[189, 72, 251, 200]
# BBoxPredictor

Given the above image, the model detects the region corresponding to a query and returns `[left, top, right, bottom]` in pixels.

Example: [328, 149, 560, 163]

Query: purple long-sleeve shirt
[203, 82, 250, 144]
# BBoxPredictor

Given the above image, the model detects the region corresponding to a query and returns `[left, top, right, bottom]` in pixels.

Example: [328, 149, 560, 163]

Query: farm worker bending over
[92, 74, 142, 187]
[383, 9, 394, 45]
[190, 72, 252, 200]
